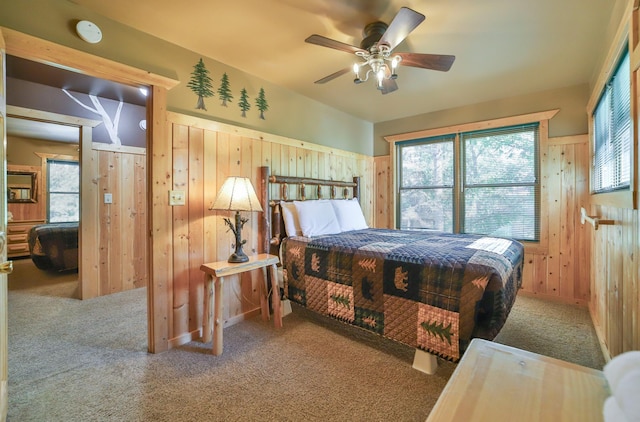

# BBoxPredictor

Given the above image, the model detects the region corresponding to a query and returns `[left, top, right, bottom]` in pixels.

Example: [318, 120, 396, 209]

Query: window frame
[385, 109, 558, 252]
[47, 158, 80, 223]
[586, 13, 636, 209]
[396, 124, 540, 241]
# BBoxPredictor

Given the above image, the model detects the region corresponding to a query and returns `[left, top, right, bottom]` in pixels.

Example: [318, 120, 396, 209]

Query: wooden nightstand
[200, 253, 281, 355]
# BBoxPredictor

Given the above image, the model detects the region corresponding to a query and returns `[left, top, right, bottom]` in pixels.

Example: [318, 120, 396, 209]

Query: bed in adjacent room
[28, 222, 79, 272]
[260, 166, 524, 366]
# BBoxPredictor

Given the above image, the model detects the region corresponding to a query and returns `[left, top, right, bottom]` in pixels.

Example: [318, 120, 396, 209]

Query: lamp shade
[210, 177, 263, 212]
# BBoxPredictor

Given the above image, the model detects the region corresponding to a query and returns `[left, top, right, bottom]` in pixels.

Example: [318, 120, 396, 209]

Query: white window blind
[592, 49, 630, 193]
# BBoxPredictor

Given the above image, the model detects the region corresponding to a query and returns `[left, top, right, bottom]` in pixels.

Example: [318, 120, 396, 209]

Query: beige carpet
[6, 258, 604, 421]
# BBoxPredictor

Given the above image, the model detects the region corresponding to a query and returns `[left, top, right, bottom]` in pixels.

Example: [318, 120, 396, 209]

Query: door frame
[0, 26, 179, 363]
[7, 107, 101, 298]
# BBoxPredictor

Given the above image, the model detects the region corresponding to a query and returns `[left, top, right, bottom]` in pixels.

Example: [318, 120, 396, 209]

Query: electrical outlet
[104, 193, 112, 204]
[169, 190, 186, 206]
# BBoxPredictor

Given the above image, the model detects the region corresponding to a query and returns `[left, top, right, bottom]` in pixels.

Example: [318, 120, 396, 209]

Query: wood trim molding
[384, 109, 560, 143]
[1, 27, 179, 90]
[92, 143, 146, 155]
[7, 105, 101, 128]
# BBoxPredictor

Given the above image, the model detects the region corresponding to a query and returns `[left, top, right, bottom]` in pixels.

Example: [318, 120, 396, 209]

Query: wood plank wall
[374, 135, 591, 305]
[82, 144, 147, 298]
[590, 207, 640, 360]
[163, 112, 374, 348]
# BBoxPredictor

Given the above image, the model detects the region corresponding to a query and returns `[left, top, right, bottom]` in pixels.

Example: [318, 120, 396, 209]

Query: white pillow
[294, 200, 341, 237]
[331, 198, 368, 232]
[280, 201, 302, 237]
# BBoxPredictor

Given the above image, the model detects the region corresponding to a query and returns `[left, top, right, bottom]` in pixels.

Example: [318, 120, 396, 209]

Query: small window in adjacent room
[592, 48, 630, 194]
[47, 159, 79, 222]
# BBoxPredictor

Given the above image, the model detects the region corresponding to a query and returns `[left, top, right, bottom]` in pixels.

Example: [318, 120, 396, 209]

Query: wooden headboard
[259, 166, 360, 255]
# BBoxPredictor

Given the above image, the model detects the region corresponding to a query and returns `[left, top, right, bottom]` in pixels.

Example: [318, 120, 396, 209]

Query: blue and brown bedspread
[281, 228, 524, 361]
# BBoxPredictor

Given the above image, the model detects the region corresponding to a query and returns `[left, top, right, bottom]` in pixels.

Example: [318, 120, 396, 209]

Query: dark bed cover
[28, 222, 79, 271]
[281, 228, 524, 361]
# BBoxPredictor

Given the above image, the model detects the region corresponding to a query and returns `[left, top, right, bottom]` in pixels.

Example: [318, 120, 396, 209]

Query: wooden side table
[426, 338, 609, 422]
[200, 253, 281, 355]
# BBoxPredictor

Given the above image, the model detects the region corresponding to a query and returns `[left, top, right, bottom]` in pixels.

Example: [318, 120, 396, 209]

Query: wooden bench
[426, 338, 610, 422]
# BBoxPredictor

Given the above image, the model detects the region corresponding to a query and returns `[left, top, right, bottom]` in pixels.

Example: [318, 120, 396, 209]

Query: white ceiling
[7, 117, 80, 143]
[60, 1, 617, 123]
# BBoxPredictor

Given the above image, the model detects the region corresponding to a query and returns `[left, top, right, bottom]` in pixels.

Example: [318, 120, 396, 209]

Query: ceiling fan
[305, 7, 455, 94]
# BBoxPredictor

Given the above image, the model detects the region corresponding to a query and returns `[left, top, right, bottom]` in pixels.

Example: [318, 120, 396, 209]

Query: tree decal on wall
[217, 73, 233, 106]
[187, 58, 214, 110]
[62, 89, 123, 145]
[255, 87, 269, 120]
[238, 88, 251, 117]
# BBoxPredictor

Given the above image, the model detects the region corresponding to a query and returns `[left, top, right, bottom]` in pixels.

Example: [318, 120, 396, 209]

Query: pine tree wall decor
[217, 73, 233, 106]
[187, 58, 214, 110]
[238, 88, 251, 117]
[255, 87, 269, 120]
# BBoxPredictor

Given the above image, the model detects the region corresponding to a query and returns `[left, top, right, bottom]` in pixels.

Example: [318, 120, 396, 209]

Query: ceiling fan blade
[380, 77, 398, 95]
[314, 67, 351, 84]
[377, 7, 425, 51]
[305, 35, 365, 54]
[396, 52, 455, 72]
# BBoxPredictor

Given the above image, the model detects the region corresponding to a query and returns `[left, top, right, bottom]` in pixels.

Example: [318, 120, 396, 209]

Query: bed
[28, 222, 79, 272]
[259, 166, 524, 366]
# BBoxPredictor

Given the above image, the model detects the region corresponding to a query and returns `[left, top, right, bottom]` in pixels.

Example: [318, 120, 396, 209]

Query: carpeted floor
[6, 258, 604, 421]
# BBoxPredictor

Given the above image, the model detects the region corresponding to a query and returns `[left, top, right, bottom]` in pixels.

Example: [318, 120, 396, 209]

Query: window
[592, 49, 630, 193]
[397, 124, 539, 241]
[48, 160, 79, 222]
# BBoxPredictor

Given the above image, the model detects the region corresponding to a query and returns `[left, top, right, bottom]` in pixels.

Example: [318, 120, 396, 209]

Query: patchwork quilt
[28, 222, 79, 272]
[281, 228, 524, 361]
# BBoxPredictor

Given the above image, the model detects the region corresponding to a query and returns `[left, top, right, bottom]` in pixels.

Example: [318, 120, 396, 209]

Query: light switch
[104, 193, 112, 204]
[169, 190, 186, 206]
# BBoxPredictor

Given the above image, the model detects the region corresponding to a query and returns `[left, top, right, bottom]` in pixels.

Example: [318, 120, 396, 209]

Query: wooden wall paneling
[148, 85, 172, 353]
[546, 144, 562, 296]
[610, 207, 624, 356]
[521, 253, 534, 292]
[81, 128, 99, 299]
[188, 127, 205, 334]
[633, 211, 639, 350]
[575, 140, 591, 302]
[203, 130, 218, 264]
[215, 133, 231, 262]
[241, 136, 260, 315]
[133, 154, 147, 288]
[621, 208, 634, 353]
[120, 152, 135, 290]
[559, 144, 576, 300]
[374, 156, 391, 228]
[98, 151, 112, 295]
[110, 152, 123, 294]
[226, 134, 245, 321]
[269, 142, 281, 201]
[171, 123, 190, 338]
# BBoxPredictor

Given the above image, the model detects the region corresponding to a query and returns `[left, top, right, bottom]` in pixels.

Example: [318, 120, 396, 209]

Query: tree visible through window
[398, 124, 539, 241]
[48, 160, 79, 223]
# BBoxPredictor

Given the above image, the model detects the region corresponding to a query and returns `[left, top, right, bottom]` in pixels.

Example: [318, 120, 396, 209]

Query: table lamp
[210, 176, 263, 263]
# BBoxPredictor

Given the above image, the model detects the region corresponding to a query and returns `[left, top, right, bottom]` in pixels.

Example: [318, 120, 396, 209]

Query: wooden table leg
[212, 276, 224, 355]
[269, 264, 282, 328]
[259, 267, 269, 322]
[203, 275, 214, 343]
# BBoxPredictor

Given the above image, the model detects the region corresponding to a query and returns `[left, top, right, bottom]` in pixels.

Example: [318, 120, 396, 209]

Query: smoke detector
[76, 20, 102, 44]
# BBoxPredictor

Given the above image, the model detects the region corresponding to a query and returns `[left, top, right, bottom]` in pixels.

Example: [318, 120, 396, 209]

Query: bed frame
[258, 165, 439, 374]
[259, 166, 360, 255]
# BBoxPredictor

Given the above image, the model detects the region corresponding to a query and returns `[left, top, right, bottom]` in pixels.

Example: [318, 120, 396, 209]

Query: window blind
[592, 49, 630, 193]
